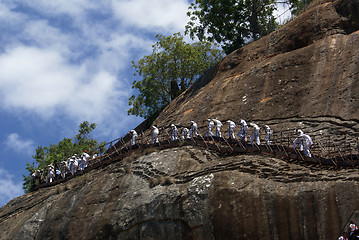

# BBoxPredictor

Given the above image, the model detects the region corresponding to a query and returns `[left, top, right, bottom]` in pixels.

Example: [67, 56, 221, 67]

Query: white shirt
[213, 119, 222, 127]
[153, 127, 159, 135]
[227, 120, 236, 129]
[130, 130, 138, 137]
[240, 119, 247, 127]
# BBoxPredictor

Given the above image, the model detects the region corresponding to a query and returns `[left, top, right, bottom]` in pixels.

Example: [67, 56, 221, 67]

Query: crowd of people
[338, 220, 359, 239]
[31, 116, 359, 238]
[31, 150, 94, 187]
[129, 118, 313, 157]
[31, 117, 314, 188]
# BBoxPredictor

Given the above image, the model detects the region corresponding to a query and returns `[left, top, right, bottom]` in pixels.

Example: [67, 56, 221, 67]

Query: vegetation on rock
[185, 0, 313, 54]
[23, 121, 106, 192]
[128, 33, 223, 122]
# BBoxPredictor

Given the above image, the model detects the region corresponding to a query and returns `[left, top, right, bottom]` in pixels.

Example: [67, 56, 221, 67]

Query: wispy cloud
[112, 0, 189, 33]
[0, 46, 125, 121]
[0, 0, 192, 140]
[0, 0, 193, 207]
[5, 133, 35, 156]
[0, 168, 23, 207]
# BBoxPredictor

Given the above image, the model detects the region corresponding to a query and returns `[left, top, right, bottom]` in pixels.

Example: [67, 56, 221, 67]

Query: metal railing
[30, 122, 359, 191]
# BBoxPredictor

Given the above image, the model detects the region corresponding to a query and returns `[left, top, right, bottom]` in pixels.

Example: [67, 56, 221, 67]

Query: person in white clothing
[302, 133, 313, 157]
[249, 123, 260, 145]
[293, 130, 313, 157]
[264, 125, 272, 145]
[69, 155, 78, 175]
[293, 130, 304, 151]
[55, 169, 61, 180]
[61, 160, 69, 178]
[170, 124, 178, 141]
[206, 119, 214, 137]
[190, 121, 198, 138]
[46, 165, 55, 183]
[182, 127, 190, 139]
[66, 157, 72, 175]
[226, 120, 236, 139]
[75, 154, 81, 172]
[337, 233, 348, 240]
[151, 125, 159, 144]
[237, 119, 248, 141]
[212, 118, 222, 137]
[349, 221, 358, 236]
[79, 150, 90, 170]
[31, 169, 42, 186]
[130, 130, 138, 146]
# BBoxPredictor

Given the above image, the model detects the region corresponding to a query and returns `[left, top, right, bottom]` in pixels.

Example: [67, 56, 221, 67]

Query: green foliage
[128, 32, 223, 120]
[186, 0, 278, 54]
[286, 0, 313, 15]
[22, 162, 36, 194]
[23, 121, 106, 193]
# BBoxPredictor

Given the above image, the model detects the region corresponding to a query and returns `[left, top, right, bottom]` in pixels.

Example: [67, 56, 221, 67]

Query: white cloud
[0, 168, 23, 207]
[112, 0, 189, 33]
[0, 2, 26, 25]
[5, 133, 35, 156]
[23, 20, 72, 53]
[0, 46, 135, 125]
[11, 0, 97, 17]
[93, 32, 154, 72]
[0, 0, 189, 139]
[0, 46, 81, 116]
[274, 2, 293, 25]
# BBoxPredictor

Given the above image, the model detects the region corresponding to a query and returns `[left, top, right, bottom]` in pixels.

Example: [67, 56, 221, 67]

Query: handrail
[30, 123, 359, 191]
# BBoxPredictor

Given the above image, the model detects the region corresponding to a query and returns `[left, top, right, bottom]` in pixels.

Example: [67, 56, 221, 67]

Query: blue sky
[0, 0, 194, 207]
[0, 0, 290, 207]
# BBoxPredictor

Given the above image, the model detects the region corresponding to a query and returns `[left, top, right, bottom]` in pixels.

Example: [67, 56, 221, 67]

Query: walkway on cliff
[31, 124, 359, 191]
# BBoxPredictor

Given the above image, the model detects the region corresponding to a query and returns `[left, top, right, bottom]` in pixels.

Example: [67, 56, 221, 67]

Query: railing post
[327, 135, 330, 159]
[287, 134, 289, 148]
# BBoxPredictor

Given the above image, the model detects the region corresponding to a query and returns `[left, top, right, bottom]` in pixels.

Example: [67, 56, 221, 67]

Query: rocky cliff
[154, 0, 359, 138]
[1, 0, 359, 239]
[2, 145, 359, 240]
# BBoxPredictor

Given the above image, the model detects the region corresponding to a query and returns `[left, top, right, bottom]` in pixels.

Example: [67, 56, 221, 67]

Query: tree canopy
[128, 33, 223, 121]
[186, 0, 278, 54]
[286, 0, 313, 15]
[185, 0, 313, 54]
[23, 121, 106, 192]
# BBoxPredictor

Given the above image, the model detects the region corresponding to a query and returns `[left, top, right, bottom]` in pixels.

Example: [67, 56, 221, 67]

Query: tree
[23, 121, 106, 192]
[128, 33, 223, 121]
[186, 0, 278, 54]
[286, 0, 313, 15]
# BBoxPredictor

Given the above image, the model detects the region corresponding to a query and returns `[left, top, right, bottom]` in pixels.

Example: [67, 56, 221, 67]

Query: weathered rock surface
[2, 146, 359, 240]
[154, 0, 359, 138]
[1, 0, 359, 239]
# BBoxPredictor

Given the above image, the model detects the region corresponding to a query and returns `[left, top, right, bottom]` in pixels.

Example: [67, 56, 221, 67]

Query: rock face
[1, 0, 359, 239]
[2, 145, 359, 240]
[154, 0, 359, 136]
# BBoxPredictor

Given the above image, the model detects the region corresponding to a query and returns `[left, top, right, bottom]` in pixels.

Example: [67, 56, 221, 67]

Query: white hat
[297, 130, 303, 136]
[171, 124, 175, 127]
